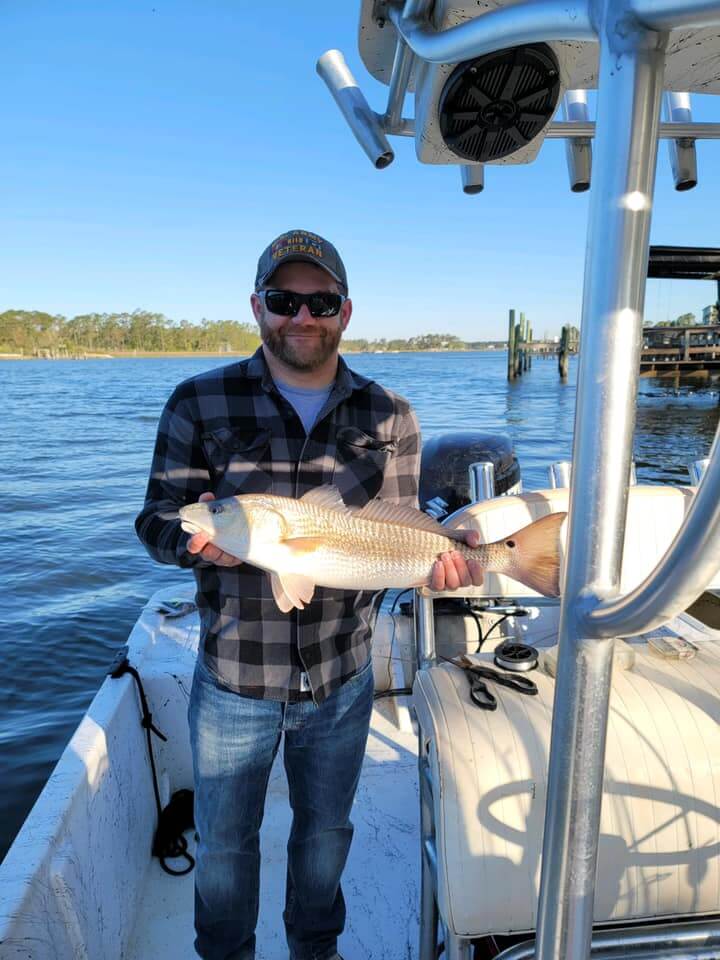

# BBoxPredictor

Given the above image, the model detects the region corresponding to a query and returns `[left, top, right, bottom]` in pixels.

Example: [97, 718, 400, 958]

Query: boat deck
[127, 698, 421, 960]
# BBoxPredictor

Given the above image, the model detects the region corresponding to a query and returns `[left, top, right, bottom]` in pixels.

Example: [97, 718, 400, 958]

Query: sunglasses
[259, 289, 346, 318]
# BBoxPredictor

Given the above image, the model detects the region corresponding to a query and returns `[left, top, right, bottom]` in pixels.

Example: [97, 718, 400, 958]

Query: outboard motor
[419, 431, 520, 515]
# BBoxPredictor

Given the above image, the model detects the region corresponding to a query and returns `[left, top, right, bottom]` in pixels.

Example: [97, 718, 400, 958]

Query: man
[135, 229, 484, 960]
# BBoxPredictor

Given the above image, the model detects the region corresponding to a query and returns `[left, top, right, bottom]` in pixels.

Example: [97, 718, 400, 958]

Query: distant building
[702, 304, 719, 325]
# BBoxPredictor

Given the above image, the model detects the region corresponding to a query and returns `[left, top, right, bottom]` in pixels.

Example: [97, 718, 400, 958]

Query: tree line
[0, 310, 471, 356]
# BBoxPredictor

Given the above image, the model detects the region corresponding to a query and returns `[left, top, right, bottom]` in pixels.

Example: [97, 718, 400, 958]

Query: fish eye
[209, 503, 224, 515]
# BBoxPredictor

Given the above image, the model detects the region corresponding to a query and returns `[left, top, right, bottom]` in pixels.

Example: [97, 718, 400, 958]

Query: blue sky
[1, 1, 718, 341]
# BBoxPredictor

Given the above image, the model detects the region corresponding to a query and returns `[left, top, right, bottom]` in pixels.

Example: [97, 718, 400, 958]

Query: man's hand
[186, 493, 244, 567]
[430, 529, 485, 591]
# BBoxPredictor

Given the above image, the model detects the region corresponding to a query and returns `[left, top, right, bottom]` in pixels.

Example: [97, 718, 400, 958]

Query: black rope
[108, 645, 195, 876]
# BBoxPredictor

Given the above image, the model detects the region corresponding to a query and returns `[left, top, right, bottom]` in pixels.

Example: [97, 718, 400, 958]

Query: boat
[4, 1, 720, 958]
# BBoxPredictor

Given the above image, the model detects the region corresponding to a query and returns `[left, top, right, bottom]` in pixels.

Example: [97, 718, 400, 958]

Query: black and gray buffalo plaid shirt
[135, 348, 420, 704]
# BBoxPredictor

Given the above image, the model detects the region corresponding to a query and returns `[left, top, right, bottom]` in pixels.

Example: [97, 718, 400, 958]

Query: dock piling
[507, 309, 516, 380]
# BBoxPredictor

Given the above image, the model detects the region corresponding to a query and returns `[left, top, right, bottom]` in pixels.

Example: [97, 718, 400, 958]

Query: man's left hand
[430, 530, 485, 591]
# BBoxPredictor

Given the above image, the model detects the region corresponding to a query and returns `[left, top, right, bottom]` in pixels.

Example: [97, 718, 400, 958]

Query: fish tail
[499, 511, 567, 597]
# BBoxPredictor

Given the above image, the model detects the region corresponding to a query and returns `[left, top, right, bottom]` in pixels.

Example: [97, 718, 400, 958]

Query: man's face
[250, 261, 352, 372]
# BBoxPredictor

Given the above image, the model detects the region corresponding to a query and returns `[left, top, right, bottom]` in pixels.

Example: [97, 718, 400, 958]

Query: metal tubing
[419, 750, 439, 960]
[546, 121, 720, 139]
[585, 426, 720, 638]
[629, 0, 720, 30]
[495, 919, 720, 960]
[446, 934, 473, 959]
[469, 462, 495, 501]
[664, 92, 697, 190]
[549, 461, 572, 488]
[688, 458, 709, 483]
[549, 461, 636, 488]
[387, 0, 595, 65]
[386, 117, 415, 137]
[316, 50, 394, 168]
[535, 21, 667, 960]
[461, 165, 484, 194]
[563, 90, 592, 192]
[414, 593, 436, 669]
[384, 37, 415, 133]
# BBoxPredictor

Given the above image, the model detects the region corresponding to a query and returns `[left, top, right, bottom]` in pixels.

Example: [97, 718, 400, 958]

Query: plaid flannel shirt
[135, 348, 420, 704]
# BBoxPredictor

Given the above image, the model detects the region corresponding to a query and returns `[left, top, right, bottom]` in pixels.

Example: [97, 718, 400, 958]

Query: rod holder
[562, 90, 592, 192]
[461, 165, 485, 194]
[469, 461, 495, 501]
[549, 461, 636, 488]
[664, 92, 697, 191]
[316, 50, 395, 169]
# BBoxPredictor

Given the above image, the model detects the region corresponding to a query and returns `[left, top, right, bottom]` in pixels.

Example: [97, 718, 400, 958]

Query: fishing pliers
[451, 653, 538, 711]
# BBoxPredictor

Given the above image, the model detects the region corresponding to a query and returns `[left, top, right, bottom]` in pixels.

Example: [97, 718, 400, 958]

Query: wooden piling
[515, 323, 522, 377]
[507, 309, 516, 380]
[559, 325, 569, 380]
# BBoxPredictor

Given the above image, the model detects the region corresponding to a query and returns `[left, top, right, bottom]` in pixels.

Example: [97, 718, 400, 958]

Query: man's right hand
[186, 492, 244, 567]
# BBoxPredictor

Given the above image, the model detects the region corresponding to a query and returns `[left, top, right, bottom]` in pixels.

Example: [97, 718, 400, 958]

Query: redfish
[179, 485, 565, 612]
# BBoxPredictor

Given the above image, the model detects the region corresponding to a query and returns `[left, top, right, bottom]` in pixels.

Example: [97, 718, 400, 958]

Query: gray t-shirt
[274, 377, 333, 434]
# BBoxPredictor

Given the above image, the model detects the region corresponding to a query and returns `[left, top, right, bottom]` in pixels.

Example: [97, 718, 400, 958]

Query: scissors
[445, 654, 538, 711]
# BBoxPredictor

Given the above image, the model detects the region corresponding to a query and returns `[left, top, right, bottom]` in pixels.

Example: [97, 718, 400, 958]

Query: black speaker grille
[438, 43, 561, 163]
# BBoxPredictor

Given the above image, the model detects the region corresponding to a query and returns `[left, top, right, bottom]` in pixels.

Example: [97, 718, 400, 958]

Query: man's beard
[258, 316, 343, 371]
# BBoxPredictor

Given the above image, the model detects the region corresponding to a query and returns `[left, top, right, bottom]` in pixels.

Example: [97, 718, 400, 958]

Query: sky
[1, 1, 719, 342]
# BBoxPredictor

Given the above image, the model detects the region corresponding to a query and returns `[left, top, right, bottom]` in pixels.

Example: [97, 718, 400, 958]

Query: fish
[179, 485, 566, 612]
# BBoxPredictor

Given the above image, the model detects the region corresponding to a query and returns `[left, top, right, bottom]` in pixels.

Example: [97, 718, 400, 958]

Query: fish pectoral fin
[281, 537, 326, 556]
[270, 572, 316, 612]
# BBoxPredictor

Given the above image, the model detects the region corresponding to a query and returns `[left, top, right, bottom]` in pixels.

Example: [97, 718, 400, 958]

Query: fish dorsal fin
[357, 499, 459, 538]
[299, 485, 348, 512]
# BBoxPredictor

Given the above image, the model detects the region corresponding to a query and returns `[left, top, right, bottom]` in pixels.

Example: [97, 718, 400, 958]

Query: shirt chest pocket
[201, 427, 273, 497]
[335, 426, 397, 506]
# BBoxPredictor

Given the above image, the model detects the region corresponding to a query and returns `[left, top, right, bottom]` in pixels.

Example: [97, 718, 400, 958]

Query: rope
[108, 645, 195, 876]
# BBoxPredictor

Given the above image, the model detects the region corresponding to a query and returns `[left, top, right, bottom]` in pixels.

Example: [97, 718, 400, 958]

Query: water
[1, 351, 718, 861]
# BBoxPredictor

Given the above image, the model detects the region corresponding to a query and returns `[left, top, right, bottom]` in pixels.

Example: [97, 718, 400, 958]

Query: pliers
[448, 654, 538, 711]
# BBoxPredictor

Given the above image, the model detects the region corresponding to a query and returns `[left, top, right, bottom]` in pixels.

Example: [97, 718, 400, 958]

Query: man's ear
[250, 293, 263, 324]
[340, 297, 352, 333]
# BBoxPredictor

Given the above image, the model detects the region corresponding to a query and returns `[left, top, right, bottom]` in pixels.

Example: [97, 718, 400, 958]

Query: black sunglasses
[259, 289, 346, 318]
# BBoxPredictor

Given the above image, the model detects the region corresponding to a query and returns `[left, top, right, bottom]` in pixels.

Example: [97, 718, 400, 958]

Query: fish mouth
[180, 519, 205, 535]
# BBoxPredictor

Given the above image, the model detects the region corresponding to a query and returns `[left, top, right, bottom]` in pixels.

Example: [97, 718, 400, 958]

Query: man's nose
[291, 303, 316, 324]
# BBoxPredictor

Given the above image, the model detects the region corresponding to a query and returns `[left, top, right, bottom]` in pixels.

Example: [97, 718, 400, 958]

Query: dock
[641, 323, 720, 376]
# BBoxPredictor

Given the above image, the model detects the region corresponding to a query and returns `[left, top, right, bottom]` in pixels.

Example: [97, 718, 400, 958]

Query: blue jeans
[188, 654, 374, 960]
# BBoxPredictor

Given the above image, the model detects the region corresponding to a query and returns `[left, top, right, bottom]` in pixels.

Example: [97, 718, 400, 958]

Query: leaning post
[535, 17, 667, 960]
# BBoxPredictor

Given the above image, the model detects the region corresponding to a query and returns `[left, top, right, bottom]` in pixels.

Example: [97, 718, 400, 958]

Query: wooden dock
[641, 323, 720, 376]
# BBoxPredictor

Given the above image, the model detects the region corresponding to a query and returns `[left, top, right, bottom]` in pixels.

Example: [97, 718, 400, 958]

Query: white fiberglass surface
[126, 700, 421, 960]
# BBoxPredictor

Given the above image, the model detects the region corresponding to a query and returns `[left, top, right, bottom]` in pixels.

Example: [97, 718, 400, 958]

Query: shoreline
[0, 347, 510, 360]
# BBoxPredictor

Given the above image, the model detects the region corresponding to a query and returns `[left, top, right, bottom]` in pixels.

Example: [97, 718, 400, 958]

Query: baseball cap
[255, 229, 348, 294]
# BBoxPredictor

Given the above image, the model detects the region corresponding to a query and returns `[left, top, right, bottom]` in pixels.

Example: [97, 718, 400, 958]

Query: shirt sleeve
[377, 404, 421, 509]
[134, 387, 213, 568]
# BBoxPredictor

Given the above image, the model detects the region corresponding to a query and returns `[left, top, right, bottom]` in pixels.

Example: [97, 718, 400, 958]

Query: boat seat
[413, 486, 720, 941]
[414, 638, 720, 937]
[421, 484, 720, 600]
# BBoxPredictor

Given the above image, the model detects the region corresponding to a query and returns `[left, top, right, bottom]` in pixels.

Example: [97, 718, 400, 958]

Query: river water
[2, 351, 719, 860]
